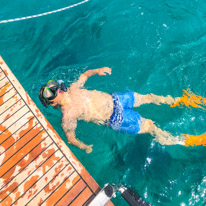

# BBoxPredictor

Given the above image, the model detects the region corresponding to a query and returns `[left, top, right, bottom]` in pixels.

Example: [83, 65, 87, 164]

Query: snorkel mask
[42, 79, 67, 101]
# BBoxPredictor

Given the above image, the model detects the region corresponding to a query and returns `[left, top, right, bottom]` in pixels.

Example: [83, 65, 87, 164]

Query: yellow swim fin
[183, 133, 206, 146]
[170, 89, 206, 109]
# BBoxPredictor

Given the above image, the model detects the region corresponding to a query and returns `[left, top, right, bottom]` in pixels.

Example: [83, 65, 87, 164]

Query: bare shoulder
[61, 108, 78, 132]
[70, 81, 81, 90]
[61, 107, 77, 122]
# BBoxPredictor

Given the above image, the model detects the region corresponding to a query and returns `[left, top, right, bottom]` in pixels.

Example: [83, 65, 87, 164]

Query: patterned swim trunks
[107, 91, 142, 135]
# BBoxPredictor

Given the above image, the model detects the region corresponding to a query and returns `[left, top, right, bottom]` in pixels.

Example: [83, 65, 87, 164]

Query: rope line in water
[0, 0, 89, 24]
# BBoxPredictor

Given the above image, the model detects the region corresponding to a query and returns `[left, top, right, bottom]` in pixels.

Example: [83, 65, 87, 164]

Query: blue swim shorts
[107, 91, 142, 134]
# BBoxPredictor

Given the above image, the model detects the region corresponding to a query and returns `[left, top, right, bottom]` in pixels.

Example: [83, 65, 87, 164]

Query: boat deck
[0, 57, 113, 206]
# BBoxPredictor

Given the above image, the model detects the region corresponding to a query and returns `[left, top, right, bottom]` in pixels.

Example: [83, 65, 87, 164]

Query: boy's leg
[134, 92, 177, 107]
[139, 118, 185, 145]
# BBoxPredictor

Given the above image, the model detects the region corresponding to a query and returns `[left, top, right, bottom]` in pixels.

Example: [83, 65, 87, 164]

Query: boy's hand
[85, 144, 93, 153]
[98, 67, 112, 76]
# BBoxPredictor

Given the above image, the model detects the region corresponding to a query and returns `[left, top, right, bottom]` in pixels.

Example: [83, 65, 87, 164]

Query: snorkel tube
[57, 80, 67, 92]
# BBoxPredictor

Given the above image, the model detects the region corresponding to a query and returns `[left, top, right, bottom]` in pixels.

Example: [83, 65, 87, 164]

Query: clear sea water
[1, 0, 206, 205]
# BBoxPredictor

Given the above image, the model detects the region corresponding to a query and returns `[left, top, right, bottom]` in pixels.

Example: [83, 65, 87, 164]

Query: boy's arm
[76, 67, 111, 88]
[65, 130, 93, 153]
[62, 118, 93, 153]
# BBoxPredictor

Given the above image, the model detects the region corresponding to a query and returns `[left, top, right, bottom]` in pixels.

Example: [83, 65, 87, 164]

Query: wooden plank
[0, 77, 9, 89]
[12, 155, 67, 206]
[41, 172, 81, 206]
[0, 99, 25, 125]
[0, 138, 54, 189]
[0, 93, 21, 116]
[0, 86, 16, 105]
[55, 179, 86, 206]
[0, 105, 29, 129]
[0, 71, 5, 81]
[0, 82, 12, 96]
[0, 124, 43, 165]
[80, 167, 101, 194]
[27, 163, 74, 206]
[0, 148, 61, 202]
[2, 150, 63, 206]
[0, 130, 47, 177]
[0, 143, 58, 192]
[0, 118, 39, 151]
[0, 113, 35, 144]
[70, 187, 93, 206]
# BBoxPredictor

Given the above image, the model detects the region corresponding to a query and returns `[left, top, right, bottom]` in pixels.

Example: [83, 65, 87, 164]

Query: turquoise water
[1, 0, 206, 205]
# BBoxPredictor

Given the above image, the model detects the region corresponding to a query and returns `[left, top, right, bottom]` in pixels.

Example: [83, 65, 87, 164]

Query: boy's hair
[39, 85, 50, 108]
[39, 85, 61, 109]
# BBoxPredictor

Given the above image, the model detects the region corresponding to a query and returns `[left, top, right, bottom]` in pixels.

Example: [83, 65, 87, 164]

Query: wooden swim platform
[0, 56, 114, 206]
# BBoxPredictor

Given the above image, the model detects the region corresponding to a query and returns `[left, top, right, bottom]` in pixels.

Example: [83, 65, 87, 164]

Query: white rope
[0, 0, 89, 24]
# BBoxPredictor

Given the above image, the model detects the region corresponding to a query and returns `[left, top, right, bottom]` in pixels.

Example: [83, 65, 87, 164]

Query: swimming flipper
[170, 89, 206, 109]
[183, 133, 206, 146]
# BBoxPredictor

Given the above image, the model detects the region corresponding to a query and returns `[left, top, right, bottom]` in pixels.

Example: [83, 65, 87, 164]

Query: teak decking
[0, 56, 114, 206]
